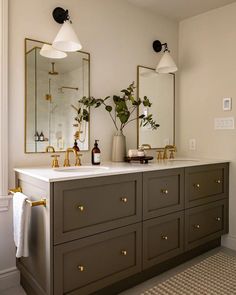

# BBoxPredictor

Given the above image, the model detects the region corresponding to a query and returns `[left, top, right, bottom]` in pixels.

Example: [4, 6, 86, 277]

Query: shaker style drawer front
[185, 199, 228, 250]
[54, 224, 142, 295]
[53, 173, 142, 244]
[185, 164, 229, 208]
[143, 212, 184, 269]
[143, 169, 184, 219]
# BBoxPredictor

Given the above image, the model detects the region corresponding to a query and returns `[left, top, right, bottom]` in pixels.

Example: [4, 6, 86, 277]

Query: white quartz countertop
[14, 158, 229, 183]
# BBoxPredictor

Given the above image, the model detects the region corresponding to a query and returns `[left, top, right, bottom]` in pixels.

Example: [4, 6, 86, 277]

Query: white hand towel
[13, 192, 31, 258]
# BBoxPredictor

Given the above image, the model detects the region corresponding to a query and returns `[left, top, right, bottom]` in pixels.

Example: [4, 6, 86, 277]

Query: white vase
[112, 131, 126, 162]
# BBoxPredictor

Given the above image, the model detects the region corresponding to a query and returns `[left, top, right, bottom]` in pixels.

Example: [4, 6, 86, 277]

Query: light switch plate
[189, 139, 196, 151]
[214, 117, 235, 129]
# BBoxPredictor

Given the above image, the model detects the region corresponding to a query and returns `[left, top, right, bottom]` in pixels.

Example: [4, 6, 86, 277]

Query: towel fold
[13, 192, 31, 258]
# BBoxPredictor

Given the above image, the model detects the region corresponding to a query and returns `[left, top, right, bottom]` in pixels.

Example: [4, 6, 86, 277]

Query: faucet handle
[75, 153, 83, 166]
[51, 154, 60, 168]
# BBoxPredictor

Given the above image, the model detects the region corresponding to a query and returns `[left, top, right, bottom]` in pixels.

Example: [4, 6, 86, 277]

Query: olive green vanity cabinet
[16, 163, 229, 295]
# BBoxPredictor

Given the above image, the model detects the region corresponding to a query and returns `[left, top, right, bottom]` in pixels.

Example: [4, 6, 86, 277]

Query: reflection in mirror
[137, 66, 175, 149]
[25, 38, 90, 153]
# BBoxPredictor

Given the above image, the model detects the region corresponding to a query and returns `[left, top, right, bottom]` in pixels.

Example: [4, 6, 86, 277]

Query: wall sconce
[153, 40, 178, 73]
[52, 7, 82, 52]
[40, 44, 67, 59]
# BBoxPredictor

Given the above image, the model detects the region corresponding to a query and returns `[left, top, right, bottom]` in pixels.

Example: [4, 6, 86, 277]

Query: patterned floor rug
[141, 252, 236, 295]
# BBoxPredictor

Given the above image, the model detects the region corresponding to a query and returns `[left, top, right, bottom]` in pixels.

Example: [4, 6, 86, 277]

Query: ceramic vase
[112, 131, 126, 162]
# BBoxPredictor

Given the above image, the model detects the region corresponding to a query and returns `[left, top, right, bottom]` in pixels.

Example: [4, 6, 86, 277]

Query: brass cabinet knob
[121, 197, 128, 203]
[194, 183, 200, 189]
[161, 235, 168, 240]
[121, 250, 127, 256]
[216, 217, 221, 221]
[77, 265, 85, 272]
[194, 224, 200, 229]
[161, 189, 169, 195]
[215, 179, 221, 184]
[76, 205, 84, 212]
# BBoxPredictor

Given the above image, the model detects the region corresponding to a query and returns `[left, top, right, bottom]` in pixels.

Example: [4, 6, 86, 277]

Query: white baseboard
[0, 267, 20, 291]
[222, 234, 236, 251]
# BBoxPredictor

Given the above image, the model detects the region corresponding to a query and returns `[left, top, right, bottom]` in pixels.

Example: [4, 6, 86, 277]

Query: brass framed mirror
[25, 38, 90, 153]
[137, 65, 175, 149]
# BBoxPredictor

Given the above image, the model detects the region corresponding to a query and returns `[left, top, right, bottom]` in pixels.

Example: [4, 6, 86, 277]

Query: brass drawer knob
[121, 250, 127, 256]
[193, 224, 200, 229]
[161, 235, 168, 240]
[161, 189, 169, 195]
[121, 197, 128, 203]
[216, 217, 221, 221]
[194, 183, 200, 189]
[76, 205, 84, 212]
[77, 265, 85, 272]
[215, 179, 221, 184]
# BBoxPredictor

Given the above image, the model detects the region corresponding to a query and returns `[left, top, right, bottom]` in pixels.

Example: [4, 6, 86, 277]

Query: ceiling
[128, 0, 236, 21]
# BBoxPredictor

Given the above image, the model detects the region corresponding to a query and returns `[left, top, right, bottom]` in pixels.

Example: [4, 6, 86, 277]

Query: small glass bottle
[39, 132, 44, 142]
[91, 140, 101, 165]
[34, 131, 39, 142]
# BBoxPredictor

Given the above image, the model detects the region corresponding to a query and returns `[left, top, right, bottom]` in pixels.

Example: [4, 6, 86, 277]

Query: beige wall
[178, 3, 236, 250]
[9, 0, 178, 187]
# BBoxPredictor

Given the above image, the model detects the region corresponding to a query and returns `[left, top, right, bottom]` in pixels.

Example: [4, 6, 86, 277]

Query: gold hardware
[163, 145, 177, 160]
[45, 145, 55, 153]
[156, 148, 164, 160]
[121, 197, 128, 203]
[216, 217, 221, 221]
[77, 265, 85, 272]
[215, 179, 221, 184]
[121, 250, 127, 256]
[64, 148, 79, 167]
[161, 235, 168, 240]
[161, 189, 169, 195]
[75, 153, 83, 166]
[140, 144, 151, 150]
[76, 205, 84, 212]
[51, 154, 60, 168]
[194, 183, 200, 189]
[9, 188, 46, 207]
[194, 224, 200, 229]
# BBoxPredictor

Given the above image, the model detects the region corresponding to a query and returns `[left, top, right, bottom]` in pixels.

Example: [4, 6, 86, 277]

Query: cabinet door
[54, 173, 142, 244]
[143, 169, 184, 220]
[185, 199, 228, 250]
[185, 163, 229, 208]
[143, 211, 184, 269]
[54, 224, 142, 295]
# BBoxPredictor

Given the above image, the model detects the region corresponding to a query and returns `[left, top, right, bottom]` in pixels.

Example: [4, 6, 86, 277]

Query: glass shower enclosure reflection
[25, 39, 90, 153]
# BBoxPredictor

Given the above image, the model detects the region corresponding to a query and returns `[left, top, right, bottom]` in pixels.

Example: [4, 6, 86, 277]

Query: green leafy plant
[78, 82, 160, 132]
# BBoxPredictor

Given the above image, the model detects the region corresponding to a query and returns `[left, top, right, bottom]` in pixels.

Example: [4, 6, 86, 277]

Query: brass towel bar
[9, 187, 46, 207]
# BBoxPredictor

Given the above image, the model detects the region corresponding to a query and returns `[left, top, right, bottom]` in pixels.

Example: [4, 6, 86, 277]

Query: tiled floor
[2, 247, 235, 295]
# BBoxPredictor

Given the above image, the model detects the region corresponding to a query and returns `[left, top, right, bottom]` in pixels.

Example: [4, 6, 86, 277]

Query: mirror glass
[25, 38, 90, 153]
[137, 66, 175, 149]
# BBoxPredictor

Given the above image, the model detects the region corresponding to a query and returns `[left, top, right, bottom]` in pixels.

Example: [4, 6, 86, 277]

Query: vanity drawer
[143, 169, 184, 219]
[53, 173, 142, 244]
[185, 199, 228, 250]
[143, 211, 184, 269]
[185, 163, 229, 208]
[54, 224, 142, 295]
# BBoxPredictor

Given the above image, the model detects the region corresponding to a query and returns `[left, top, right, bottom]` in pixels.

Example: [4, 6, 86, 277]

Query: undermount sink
[168, 158, 200, 162]
[54, 166, 110, 173]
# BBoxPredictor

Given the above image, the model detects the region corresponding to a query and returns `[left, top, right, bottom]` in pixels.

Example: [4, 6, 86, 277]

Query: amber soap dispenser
[92, 140, 101, 165]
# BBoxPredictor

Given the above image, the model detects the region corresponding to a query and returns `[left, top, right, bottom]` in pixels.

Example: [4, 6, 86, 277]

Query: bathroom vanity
[14, 159, 229, 295]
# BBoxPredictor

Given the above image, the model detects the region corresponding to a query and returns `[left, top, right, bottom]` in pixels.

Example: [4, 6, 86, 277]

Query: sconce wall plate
[53, 7, 69, 24]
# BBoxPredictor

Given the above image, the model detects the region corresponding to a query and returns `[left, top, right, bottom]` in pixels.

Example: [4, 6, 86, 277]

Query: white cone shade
[156, 51, 178, 73]
[52, 21, 82, 52]
[40, 44, 67, 59]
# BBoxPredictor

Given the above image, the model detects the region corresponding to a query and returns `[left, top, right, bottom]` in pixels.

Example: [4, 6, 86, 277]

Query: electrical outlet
[189, 139, 196, 151]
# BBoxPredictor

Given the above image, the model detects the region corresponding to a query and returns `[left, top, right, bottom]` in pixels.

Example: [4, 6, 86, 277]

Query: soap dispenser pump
[92, 140, 101, 165]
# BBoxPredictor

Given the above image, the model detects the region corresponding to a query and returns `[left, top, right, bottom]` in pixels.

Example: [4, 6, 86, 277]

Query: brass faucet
[45, 145, 55, 153]
[140, 144, 151, 150]
[64, 148, 82, 167]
